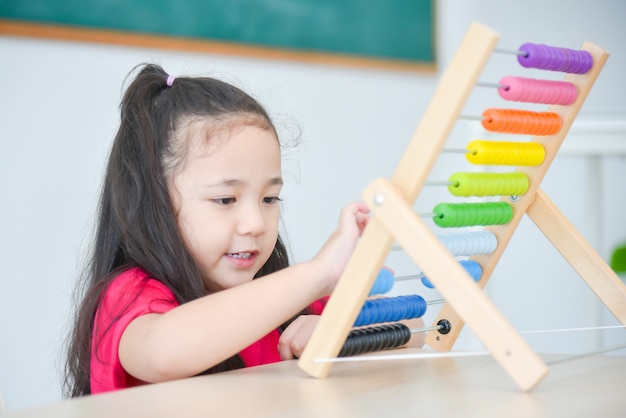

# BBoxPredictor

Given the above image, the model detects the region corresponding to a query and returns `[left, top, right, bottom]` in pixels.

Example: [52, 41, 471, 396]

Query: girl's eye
[263, 196, 283, 205]
[213, 197, 236, 206]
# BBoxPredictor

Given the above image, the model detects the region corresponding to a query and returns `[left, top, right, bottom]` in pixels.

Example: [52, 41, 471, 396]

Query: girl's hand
[313, 202, 370, 294]
[278, 315, 320, 360]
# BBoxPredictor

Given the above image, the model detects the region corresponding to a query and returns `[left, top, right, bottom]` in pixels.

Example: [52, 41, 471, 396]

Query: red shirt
[90, 267, 281, 394]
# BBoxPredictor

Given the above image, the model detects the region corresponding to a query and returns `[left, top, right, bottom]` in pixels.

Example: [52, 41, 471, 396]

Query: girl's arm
[118, 202, 370, 383]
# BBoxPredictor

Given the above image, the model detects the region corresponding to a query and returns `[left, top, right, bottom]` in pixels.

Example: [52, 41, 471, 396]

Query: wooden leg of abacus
[296, 217, 394, 378]
[527, 189, 626, 322]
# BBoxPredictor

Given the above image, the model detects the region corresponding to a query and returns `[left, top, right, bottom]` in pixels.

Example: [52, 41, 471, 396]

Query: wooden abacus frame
[298, 22, 626, 392]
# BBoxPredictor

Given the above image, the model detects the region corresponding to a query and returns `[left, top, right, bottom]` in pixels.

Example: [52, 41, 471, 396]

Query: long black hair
[63, 64, 291, 397]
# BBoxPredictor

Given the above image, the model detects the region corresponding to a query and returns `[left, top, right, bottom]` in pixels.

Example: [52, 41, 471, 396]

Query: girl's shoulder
[101, 267, 178, 313]
[108, 267, 169, 293]
[108, 267, 155, 290]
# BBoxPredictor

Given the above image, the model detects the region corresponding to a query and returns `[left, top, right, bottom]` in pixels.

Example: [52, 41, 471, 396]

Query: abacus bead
[370, 268, 394, 295]
[482, 108, 562, 136]
[438, 230, 498, 256]
[448, 172, 529, 197]
[517, 43, 592, 74]
[518, 43, 542, 69]
[498, 76, 578, 105]
[421, 259, 482, 289]
[462, 259, 483, 282]
[433, 202, 513, 228]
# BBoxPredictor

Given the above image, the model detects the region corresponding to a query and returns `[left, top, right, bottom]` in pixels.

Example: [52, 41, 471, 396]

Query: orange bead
[481, 108, 562, 135]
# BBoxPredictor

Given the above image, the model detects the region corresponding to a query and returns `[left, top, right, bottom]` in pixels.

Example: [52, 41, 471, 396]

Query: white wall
[1, 0, 625, 411]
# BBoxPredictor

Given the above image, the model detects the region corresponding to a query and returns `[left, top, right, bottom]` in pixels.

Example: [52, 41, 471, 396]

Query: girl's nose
[237, 204, 266, 236]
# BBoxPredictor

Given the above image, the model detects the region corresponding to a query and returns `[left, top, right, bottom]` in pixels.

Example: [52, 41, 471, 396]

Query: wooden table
[6, 349, 626, 417]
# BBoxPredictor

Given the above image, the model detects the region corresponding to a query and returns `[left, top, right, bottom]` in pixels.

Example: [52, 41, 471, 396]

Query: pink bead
[498, 76, 578, 105]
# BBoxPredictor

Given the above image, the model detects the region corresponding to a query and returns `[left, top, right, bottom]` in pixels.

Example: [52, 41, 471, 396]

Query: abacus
[298, 22, 626, 392]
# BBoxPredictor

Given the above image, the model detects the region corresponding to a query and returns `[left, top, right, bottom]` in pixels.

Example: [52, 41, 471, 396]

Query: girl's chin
[202, 272, 257, 292]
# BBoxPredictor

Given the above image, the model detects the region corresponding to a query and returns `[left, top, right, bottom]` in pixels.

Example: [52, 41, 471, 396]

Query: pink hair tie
[166, 75, 176, 87]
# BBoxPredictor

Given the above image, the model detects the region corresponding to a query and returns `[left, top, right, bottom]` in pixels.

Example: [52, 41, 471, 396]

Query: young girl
[63, 63, 370, 397]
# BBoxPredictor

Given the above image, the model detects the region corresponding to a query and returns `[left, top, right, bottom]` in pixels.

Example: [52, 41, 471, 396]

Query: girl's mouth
[226, 251, 258, 268]
[227, 252, 252, 259]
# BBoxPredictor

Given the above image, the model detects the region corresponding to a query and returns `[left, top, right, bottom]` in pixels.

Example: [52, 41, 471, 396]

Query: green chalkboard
[0, 0, 434, 66]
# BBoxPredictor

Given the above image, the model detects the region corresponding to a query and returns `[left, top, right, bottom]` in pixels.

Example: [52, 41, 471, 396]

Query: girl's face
[170, 123, 282, 291]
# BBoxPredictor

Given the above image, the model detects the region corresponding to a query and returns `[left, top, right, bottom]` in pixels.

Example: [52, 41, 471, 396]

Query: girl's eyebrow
[269, 176, 284, 186]
[204, 177, 283, 188]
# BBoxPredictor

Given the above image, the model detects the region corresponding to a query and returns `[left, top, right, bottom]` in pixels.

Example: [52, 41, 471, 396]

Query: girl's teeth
[230, 253, 251, 259]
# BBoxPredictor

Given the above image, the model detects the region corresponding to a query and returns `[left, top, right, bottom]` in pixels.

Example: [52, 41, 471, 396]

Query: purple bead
[518, 43, 542, 68]
[517, 42, 593, 74]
